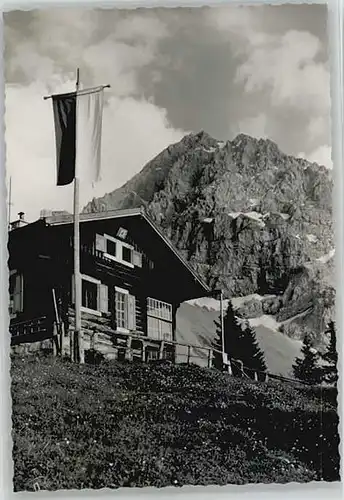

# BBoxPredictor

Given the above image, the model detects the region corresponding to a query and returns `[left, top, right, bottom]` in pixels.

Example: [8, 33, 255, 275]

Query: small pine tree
[241, 323, 267, 378]
[321, 321, 338, 385]
[212, 302, 267, 378]
[292, 333, 322, 385]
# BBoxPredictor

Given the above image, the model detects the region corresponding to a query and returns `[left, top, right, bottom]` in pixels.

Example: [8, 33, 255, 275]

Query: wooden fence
[10, 315, 310, 386]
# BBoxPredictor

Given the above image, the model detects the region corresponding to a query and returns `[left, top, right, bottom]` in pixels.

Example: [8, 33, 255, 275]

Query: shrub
[292, 334, 322, 385]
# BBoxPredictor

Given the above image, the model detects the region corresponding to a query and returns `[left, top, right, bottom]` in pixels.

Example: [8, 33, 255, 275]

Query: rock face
[83, 131, 334, 345]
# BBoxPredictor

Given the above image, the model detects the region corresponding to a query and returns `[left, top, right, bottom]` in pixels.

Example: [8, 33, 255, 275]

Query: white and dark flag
[52, 86, 104, 186]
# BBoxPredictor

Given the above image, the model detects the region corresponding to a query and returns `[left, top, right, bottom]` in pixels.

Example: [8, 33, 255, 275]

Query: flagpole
[45, 72, 109, 363]
[73, 68, 84, 364]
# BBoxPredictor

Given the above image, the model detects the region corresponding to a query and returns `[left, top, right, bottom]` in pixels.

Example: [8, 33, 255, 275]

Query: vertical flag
[52, 86, 104, 186]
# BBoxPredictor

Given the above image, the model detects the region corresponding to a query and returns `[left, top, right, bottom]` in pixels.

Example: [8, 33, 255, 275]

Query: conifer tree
[321, 321, 338, 385]
[212, 301, 267, 378]
[241, 322, 267, 378]
[292, 333, 322, 385]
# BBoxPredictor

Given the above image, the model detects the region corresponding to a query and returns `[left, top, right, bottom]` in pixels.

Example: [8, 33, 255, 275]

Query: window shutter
[19, 275, 24, 312]
[133, 250, 142, 268]
[127, 295, 136, 331]
[71, 275, 75, 304]
[98, 284, 108, 313]
[95, 234, 106, 252]
[13, 274, 23, 313]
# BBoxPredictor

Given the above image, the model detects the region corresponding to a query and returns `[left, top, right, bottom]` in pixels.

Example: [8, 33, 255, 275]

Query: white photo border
[0, 0, 342, 498]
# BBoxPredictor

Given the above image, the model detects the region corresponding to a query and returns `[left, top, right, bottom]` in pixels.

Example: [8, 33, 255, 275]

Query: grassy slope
[11, 355, 339, 492]
[176, 303, 302, 375]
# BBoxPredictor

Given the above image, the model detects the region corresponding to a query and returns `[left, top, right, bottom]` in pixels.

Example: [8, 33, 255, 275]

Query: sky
[4, 4, 331, 223]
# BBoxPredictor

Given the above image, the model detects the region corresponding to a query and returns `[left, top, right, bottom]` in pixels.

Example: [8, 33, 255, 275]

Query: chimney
[9, 212, 29, 231]
[40, 208, 53, 219]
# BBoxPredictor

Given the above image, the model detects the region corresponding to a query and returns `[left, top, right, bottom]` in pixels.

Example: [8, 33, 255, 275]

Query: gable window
[147, 298, 173, 342]
[115, 286, 136, 332]
[122, 246, 132, 264]
[106, 239, 117, 258]
[9, 270, 24, 318]
[96, 233, 142, 269]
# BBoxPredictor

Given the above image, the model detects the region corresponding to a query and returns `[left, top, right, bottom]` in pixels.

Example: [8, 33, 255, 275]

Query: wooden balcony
[10, 316, 53, 345]
[77, 244, 144, 284]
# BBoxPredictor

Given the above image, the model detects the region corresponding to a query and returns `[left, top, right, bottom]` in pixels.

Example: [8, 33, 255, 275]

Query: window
[96, 232, 143, 269]
[147, 298, 173, 341]
[72, 274, 108, 316]
[97, 233, 138, 269]
[9, 271, 24, 317]
[147, 316, 173, 341]
[122, 246, 132, 264]
[115, 287, 136, 332]
[115, 290, 128, 329]
[147, 298, 172, 321]
[82, 280, 98, 311]
[106, 239, 116, 258]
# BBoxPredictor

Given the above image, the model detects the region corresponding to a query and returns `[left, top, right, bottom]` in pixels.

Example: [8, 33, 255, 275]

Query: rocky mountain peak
[83, 131, 334, 344]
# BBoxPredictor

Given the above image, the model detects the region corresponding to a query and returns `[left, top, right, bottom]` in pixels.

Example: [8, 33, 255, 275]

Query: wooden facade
[8, 208, 210, 363]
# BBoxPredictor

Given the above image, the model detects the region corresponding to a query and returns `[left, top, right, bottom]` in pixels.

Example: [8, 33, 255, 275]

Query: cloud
[236, 30, 330, 113]
[298, 145, 332, 170]
[204, 5, 331, 166]
[114, 13, 169, 42]
[307, 116, 329, 142]
[238, 113, 268, 139]
[5, 9, 186, 222]
[6, 81, 185, 222]
[204, 5, 257, 38]
[5, 6, 332, 223]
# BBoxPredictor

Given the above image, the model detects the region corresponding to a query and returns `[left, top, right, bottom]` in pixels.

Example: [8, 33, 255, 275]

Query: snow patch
[195, 146, 216, 153]
[231, 293, 266, 308]
[217, 141, 226, 149]
[306, 234, 318, 243]
[246, 315, 282, 331]
[186, 297, 229, 311]
[186, 295, 307, 347]
[246, 211, 265, 221]
[316, 248, 335, 264]
[186, 293, 274, 312]
[280, 213, 290, 221]
[249, 198, 258, 206]
[227, 211, 266, 228]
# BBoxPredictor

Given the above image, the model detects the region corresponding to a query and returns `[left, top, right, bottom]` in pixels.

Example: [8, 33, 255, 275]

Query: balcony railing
[10, 316, 50, 338]
[79, 244, 137, 271]
[80, 244, 105, 260]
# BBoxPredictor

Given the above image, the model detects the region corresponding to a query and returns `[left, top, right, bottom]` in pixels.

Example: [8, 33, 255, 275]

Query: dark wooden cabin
[8, 207, 210, 362]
